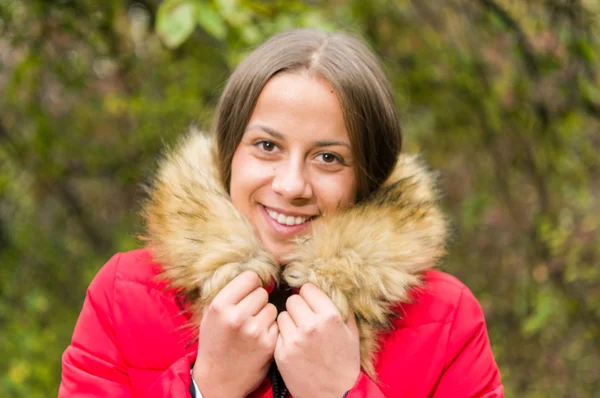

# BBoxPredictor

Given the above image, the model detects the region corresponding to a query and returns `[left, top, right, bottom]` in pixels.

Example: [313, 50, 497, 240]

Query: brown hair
[214, 29, 402, 201]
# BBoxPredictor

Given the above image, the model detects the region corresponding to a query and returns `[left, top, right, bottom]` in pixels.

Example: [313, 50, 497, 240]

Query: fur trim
[141, 128, 448, 379]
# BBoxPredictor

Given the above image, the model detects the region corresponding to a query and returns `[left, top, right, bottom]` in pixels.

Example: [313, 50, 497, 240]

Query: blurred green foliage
[1, 0, 599, 396]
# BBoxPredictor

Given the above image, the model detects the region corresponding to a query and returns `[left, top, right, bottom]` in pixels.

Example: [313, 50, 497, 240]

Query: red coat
[61, 133, 502, 397]
[60, 249, 503, 397]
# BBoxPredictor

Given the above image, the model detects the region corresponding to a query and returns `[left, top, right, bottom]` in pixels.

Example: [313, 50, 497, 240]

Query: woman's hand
[274, 283, 361, 398]
[192, 271, 278, 398]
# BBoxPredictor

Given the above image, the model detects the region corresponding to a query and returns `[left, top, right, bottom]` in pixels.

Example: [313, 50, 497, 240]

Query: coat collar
[141, 128, 448, 377]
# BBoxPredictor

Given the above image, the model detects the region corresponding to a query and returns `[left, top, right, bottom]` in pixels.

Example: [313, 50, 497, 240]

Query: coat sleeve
[59, 253, 194, 398]
[345, 286, 503, 398]
[343, 373, 386, 398]
[432, 286, 504, 397]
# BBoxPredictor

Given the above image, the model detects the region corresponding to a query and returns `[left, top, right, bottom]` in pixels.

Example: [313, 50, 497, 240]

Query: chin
[265, 242, 293, 266]
[272, 250, 290, 266]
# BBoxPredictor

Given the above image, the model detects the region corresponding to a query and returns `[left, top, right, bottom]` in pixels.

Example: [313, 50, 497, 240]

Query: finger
[247, 306, 278, 347]
[275, 329, 284, 355]
[298, 283, 338, 314]
[214, 271, 262, 305]
[236, 287, 269, 316]
[285, 294, 314, 327]
[267, 321, 279, 345]
[277, 311, 296, 339]
[253, 302, 278, 327]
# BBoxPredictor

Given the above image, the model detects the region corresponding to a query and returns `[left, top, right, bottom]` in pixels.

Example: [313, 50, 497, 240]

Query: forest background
[1, 0, 599, 396]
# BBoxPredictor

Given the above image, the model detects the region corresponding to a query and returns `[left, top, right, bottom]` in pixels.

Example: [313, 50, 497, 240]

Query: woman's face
[230, 72, 358, 263]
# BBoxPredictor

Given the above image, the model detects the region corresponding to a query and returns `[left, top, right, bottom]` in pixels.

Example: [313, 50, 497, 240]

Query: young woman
[60, 29, 503, 397]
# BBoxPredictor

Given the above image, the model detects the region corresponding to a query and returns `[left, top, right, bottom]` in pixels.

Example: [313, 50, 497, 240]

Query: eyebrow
[246, 124, 352, 150]
[247, 124, 285, 140]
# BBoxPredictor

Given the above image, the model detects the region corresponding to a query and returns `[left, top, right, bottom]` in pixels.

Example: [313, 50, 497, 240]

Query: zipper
[269, 361, 289, 398]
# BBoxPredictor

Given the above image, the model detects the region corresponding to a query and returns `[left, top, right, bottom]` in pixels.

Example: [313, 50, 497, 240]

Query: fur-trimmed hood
[142, 128, 448, 378]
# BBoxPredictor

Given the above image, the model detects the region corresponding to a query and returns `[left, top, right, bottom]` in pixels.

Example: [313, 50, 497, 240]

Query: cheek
[315, 172, 358, 211]
[229, 149, 270, 211]
[229, 149, 249, 211]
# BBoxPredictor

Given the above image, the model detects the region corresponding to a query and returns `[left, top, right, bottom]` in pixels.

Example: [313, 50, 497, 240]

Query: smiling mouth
[264, 206, 316, 226]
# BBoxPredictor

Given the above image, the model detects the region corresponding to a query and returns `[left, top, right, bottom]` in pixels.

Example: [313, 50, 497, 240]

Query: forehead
[249, 72, 350, 144]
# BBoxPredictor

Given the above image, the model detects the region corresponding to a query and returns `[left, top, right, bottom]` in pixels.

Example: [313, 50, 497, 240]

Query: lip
[260, 205, 315, 236]
[263, 205, 317, 218]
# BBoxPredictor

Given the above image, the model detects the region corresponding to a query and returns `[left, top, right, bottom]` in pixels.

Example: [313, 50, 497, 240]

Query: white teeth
[266, 207, 311, 226]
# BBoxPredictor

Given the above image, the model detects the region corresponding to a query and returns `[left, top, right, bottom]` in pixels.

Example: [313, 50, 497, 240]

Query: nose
[271, 160, 313, 201]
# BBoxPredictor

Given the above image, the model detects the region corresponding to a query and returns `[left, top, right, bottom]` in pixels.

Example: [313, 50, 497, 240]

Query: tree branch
[478, 0, 551, 128]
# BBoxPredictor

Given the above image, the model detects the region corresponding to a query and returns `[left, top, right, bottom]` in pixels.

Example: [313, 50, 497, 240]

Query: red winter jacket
[60, 249, 503, 398]
[60, 133, 502, 397]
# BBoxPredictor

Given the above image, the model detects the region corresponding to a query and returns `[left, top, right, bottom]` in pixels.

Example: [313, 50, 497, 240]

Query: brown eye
[261, 141, 276, 152]
[322, 153, 335, 163]
[318, 152, 340, 164]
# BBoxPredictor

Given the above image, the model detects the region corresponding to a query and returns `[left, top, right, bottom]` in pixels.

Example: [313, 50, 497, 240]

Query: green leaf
[574, 39, 597, 62]
[196, 2, 227, 40]
[240, 24, 261, 44]
[522, 289, 560, 337]
[215, 0, 253, 27]
[215, 0, 237, 15]
[156, 0, 198, 49]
